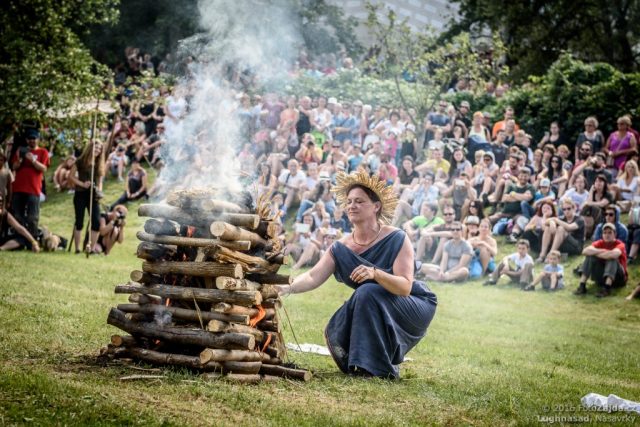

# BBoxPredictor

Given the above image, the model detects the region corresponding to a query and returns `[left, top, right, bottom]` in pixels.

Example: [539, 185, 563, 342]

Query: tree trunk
[115, 283, 261, 307]
[142, 261, 244, 279]
[136, 231, 251, 252]
[210, 221, 267, 248]
[107, 308, 255, 350]
[117, 303, 250, 325]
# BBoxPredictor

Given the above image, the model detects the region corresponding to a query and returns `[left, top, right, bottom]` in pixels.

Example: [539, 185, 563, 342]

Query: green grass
[1, 162, 639, 426]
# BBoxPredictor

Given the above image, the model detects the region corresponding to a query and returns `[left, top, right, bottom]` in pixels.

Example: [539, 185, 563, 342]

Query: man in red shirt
[575, 223, 627, 297]
[11, 129, 49, 237]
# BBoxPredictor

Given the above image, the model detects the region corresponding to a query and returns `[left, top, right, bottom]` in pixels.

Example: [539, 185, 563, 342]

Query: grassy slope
[1, 162, 639, 426]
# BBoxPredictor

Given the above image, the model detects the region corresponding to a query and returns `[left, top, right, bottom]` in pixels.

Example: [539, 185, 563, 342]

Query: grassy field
[1, 163, 639, 426]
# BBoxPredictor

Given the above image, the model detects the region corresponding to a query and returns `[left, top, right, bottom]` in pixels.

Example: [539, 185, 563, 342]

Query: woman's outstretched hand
[350, 265, 376, 284]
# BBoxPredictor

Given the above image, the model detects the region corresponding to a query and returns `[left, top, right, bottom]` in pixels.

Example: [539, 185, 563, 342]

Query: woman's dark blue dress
[325, 229, 438, 379]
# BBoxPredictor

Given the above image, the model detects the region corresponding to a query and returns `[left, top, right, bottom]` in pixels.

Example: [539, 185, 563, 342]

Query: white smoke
[155, 0, 300, 197]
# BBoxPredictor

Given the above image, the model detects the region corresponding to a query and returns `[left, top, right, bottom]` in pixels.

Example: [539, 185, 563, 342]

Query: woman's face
[402, 159, 412, 170]
[575, 177, 585, 190]
[625, 162, 635, 174]
[479, 221, 490, 234]
[93, 143, 103, 157]
[542, 204, 552, 216]
[302, 215, 313, 225]
[595, 179, 605, 191]
[550, 123, 559, 134]
[469, 203, 479, 214]
[318, 97, 326, 108]
[454, 150, 463, 161]
[534, 151, 542, 163]
[346, 187, 378, 223]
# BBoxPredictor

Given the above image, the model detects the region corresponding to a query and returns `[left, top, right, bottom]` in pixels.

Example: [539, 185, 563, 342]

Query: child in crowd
[484, 239, 534, 288]
[524, 250, 564, 291]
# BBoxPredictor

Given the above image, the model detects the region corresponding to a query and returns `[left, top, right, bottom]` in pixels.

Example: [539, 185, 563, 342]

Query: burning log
[210, 246, 278, 273]
[115, 283, 261, 307]
[257, 319, 281, 333]
[137, 242, 177, 261]
[129, 270, 161, 285]
[212, 303, 276, 319]
[110, 335, 137, 347]
[210, 222, 267, 248]
[142, 261, 244, 279]
[144, 219, 179, 236]
[117, 303, 250, 325]
[136, 231, 251, 252]
[259, 364, 312, 382]
[260, 285, 279, 300]
[107, 308, 255, 350]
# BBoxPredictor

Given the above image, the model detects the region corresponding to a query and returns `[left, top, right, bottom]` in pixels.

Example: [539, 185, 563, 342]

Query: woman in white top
[468, 111, 491, 143]
[310, 96, 333, 140]
[612, 159, 640, 212]
[560, 174, 589, 212]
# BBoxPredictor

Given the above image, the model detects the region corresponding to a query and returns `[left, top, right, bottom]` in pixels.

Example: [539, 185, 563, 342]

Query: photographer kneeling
[0, 195, 40, 252]
[95, 205, 128, 255]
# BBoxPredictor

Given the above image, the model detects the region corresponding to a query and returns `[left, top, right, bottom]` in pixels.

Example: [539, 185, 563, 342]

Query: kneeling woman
[278, 170, 437, 379]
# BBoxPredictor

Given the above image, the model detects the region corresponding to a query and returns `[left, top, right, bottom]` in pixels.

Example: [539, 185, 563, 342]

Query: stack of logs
[102, 190, 311, 383]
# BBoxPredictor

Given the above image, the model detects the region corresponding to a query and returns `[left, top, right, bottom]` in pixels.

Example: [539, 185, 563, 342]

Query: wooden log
[210, 246, 275, 272]
[128, 293, 162, 305]
[262, 298, 282, 309]
[142, 261, 243, 279]
[139, 204, 200, 226]
[115, 283, 261, 307]
[200, 199, 245, 213]
[212, 304, 276, 319]
[202, 373, 279, 383]
[136, 242, 177, 261]
[257, 319, 281, 333]
[265, 253, 285, 265]
[258, 364, 312, 381]
[247, 272, 292, 285]
[218, 213, 260, 230]
[199, 349, 263, 364]
[143, 218, 179, 236]
[129, 270, 162, 285]
[210, 222, 266, 248]
[127, 347, 222, 371]
[126, 313, 148, 322]
[117, 303, 250, 325]
[206, 320, 264, 341]
[136, 231, 251, 251]
[214, 277, 261, 291]
[260, 285, 279, 300]
[222, 361, 262, 375]
[107, 308, 255, 350]
[110, 335, 137, 347]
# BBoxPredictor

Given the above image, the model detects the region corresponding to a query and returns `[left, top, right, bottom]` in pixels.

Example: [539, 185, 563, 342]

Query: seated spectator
[441, 171, 477, 220]
[418, 221, 472, 282]
[416, 205, 456, 263]
[537, 199, 585, 263]
[561, 175, 589, 212]
[330, 205, 350, 233]
[53, 155, 75, 191]
[467, 218, 497, 277]
[540, 155, 568, 197]
[392, 173, 439, 226]
[401, 202, 443, 244]
[415, 147, 450, 179]
[611, 159, 639, 213]
[580, 173, 614, 238]
[278, 159, 307, 216]
[393, 156, 419, 196]
[290, 227, 338, 270]
[525, 250, 564, 291]
[575, 223, 627, 297]
[473, 151, 499, 198]
[485, 151, 522, 206]
[521, 201, 557, 254]
[448, 147, 473, 180]
[461, 199, 485, 224]
[107, 145, 127, 181]
[592, 206, 628, 244]
[284, 213, 315, 262]
[488, 167, 534, 227]
[522, 178, 556, 219]
[575, 116, 604, 160]
[0, 195, 40, 252]
[0, 152, 14, 201]
[255, 162, 278, 200]
[376, 153, 397, 184]
[571, 152, 612, 189]
[109, 159, 148, 210]
[604, 115, 637, 173]
[462, 215, 480, 239]
[346, 144, 364, 172]
[484, 239, 534, 288]
[95, 205, 128, 255]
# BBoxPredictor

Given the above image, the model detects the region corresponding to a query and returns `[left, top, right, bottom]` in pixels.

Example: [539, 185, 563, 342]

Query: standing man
[11, 129, 49, 236]
[575, 223, 627, 297]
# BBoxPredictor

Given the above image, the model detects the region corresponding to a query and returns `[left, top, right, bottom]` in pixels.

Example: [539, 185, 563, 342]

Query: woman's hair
[77, 140, 105, 178]
[301, 213, 317, 232]
[535, 200, 557, 217]
[449, 148, 467, 180]
[620, 160, 640, 180]
[584, 116, 599, 129]
[134, 121, 146, 135]
[260, 162, 272, 186]
[399, 156, 414, 182]
[346, 184, 382, 220]
[617, 115, 632, 127]
[594, 173, 609, 195]
[467, 199, 485, 220]
[546, 155, 563, 176]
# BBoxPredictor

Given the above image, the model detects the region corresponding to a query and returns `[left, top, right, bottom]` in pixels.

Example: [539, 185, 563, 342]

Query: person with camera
[10, 129, 49, 237]
[69, 140, 105, 254]
[0, 195, 39, 252]
[95, 205, 128, 255]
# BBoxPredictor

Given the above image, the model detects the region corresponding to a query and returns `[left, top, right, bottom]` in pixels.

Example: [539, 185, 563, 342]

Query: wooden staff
[84, 104, 99, 258]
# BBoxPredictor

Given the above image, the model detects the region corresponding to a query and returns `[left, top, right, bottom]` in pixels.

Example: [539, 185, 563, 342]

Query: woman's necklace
[352, 224, 382, 247]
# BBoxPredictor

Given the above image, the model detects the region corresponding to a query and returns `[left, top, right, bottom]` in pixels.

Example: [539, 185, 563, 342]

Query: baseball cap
[465, 215, 480, 225]
[319, 171, 331, 181]
[460, 101, 470, 108]
[540, 178, 551, 187]
[603, 223, 616, 233]
[25, 129, 40, 139]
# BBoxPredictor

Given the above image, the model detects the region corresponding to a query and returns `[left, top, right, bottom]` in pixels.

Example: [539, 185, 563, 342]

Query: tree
[363, 2, 507, 120]
[448, 0, 640, 81]
[0, 0, 119, 129]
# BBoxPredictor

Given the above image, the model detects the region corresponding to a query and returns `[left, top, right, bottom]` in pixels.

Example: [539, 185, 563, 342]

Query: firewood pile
[101, 189, 311, 383]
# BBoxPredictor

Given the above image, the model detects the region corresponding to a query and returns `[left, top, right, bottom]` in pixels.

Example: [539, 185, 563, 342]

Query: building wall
[329, 0, 458, 45]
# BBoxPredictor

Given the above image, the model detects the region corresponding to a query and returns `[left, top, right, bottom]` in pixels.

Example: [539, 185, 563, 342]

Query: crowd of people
[1, 45, 639, 300]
